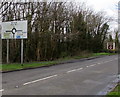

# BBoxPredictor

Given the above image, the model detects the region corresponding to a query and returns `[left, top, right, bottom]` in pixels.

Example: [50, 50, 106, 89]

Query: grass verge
[0, 52, 115, 72]
[107, 83, 120, 97]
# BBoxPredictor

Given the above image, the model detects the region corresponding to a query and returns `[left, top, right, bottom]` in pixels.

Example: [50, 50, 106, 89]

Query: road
[1, 55, 118, 95]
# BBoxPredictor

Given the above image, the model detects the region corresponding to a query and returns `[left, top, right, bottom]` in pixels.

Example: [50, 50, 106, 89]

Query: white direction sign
[1, 20, 27, 39]
[107, 42, 115, 50]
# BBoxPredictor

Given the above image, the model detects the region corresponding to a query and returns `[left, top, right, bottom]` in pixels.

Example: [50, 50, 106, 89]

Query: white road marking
[105, 61, 111, 63]
[76, 68, 83, 70]
[111, 59, 116, 61]
[67, 58, 117, 73]
[86, 66, 90, 67]
[0, 89, 4, 92]
[67, 69, 77, 73]
[67, 68, 83, 73]
[97, 63, 101, 64]
[86, 64, 96, 67]
[23, 75, 57, 86]
[103, 61, 110, 63]
[102, 61, 107, 63]
[97, 59, 116, 64]
[90, 64, 96, 66]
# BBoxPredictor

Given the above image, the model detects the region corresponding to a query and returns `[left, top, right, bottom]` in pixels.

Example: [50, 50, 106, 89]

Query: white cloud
[73, 0, 119, 31]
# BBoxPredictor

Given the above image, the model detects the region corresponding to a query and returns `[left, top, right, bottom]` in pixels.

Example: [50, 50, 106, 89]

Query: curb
[2, 55, 109, 73]
[97, 74, 120, 95]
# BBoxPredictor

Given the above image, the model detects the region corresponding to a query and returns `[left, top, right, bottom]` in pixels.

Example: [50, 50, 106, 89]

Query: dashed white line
[105, 61, 111, 63]
[86, 65, 90, 67]
[0, 89, 4, 92]
[102, 61, 107, 63]
[96, 59, 116, 65]
[111, 59, 116, 62]
[90, 64, 96, 66]
[97, 63, 101, 64]
[23, 75, 57, 86]
[86, 64, 96, 67]
[67, 68, 83, 73]
[76, 68, 83, 71]
[106, 59, 116, 63]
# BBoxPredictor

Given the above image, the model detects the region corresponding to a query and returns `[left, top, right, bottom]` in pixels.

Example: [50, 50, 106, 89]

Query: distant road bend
[2, 55, 118, 95]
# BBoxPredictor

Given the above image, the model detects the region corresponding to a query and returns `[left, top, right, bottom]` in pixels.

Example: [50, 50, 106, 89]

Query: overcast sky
[72, 0, 119, 32]
[2, 0, 119, 32]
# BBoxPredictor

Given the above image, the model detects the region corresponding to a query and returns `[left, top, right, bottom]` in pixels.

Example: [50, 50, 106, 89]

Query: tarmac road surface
[2, 55, 118, 95]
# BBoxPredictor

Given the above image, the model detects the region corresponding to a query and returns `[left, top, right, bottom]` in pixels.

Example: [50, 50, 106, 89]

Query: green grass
[0, 52, 115, 72]
[107, 84, 120, 97]
[1, 61, 58, 72]
[93, 52, 115, 56]
[72, 52, 115, 59]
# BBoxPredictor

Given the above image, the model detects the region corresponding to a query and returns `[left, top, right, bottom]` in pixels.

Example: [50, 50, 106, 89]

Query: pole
[7, 39, 9, 64]
[21, 39, 23, 64]
[0, 18, 2, 65]
[0, 16, 2, 95]
[0, 37, 2, 65]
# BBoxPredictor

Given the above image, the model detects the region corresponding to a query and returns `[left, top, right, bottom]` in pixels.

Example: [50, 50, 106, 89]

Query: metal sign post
[0, 26, 2, 97]
[0, 24, 2, 65]
[21, 39, 23, 64]
[0, 17, 2, 65]
[7, 39, 9, 64]
[0, 39, 2, 65]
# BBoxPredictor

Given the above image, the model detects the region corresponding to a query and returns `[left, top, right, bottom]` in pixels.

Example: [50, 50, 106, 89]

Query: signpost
[1, 20, 27, 39]
[0, 19, 2, 65]
[1, 20, 27, 64]
[0, 18, 2, 97]
[7, 39, 9, 63]
[107, 42, 115, 50]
